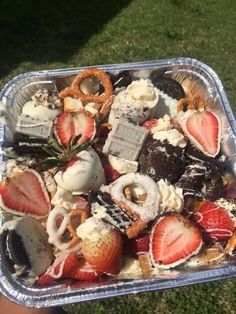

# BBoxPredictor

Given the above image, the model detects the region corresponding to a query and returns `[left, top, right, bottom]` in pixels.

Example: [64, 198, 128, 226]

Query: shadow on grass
[0, 0, 131, 78]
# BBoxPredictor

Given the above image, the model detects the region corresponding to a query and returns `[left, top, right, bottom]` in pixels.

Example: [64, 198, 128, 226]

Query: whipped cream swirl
[157, 179, 183, 213]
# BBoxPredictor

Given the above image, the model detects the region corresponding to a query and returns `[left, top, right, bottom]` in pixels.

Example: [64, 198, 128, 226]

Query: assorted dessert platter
[0, 59, 236, 304]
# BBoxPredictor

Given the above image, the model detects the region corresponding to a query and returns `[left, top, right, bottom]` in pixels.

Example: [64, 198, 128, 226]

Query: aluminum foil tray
[0, 58, 236, 307]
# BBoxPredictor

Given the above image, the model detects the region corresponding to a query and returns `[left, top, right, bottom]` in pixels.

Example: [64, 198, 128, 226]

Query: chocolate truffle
[138, 138, 185, 183]
[176, 161, 223, 201]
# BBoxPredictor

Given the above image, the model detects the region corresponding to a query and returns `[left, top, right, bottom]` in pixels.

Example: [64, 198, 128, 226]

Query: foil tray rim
[0, 57, 236, 307]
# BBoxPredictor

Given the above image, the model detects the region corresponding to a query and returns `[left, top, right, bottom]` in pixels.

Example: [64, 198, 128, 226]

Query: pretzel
[67, 208, 88, 248]
[177, 96, 204, 112]
[58, 86, 81, 100]
[59, 68, 113, 103]
[225, 231, 236, 256]
[124, 186, 147, 205]
[71, 68, 113, 104]
[46, 206, 89, 251]
[58, 68, 113, 118]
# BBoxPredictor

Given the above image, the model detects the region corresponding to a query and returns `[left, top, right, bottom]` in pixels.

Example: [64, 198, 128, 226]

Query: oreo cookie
[111, 71, 133, 89]
[13, 133, 49, 156]
[150, 74, 185, 100]
[1, 217, 54, 276]
[7, 230, 31, 268]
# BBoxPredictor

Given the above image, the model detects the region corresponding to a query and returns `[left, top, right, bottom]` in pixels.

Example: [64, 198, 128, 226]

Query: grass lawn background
[0, 0, 236, 313]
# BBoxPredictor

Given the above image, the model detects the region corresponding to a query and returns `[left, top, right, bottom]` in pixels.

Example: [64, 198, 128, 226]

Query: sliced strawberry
[150, 214, 202, 268]
[38, 273, 55, 285]
[54, 112, 96, 147]
[60, 252, 80, 276]
[193, 202, 235, 242]
[54, 112, 74, 147]
[142, 118, 158, 131]
[102, 162, 121, 183]
[38, 252, 79, 285]
[0, 169, 51, 218]
[131, 232, 150, 255]
[71, 258, 100, 281]
[184, 111, 221, 157]
[73, 112, 96, 144]
[82, 228, 123, 275]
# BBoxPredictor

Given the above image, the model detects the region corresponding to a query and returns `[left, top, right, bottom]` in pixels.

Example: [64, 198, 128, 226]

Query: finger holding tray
[0, 58, 236, 307]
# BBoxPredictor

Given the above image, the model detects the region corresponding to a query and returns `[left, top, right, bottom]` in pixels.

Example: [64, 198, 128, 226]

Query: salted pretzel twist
[177, 96, 204, 112]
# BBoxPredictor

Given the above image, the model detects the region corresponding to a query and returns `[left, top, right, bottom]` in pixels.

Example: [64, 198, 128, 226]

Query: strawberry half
[81, 228, 123, 275]
[38, 252, 79, 285]
[101, 161, 121, 183]
[0, 169, 51, 218]
[193, 202, 235, 242]
[184, 110, 221, 157]
[142, 118, 158, 131]
[54, 111, 96, 147]
[150, 214, 202, 268]
[131, 232, 150, 255]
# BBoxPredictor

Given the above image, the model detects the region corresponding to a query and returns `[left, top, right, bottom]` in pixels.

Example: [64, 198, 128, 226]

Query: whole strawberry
[79, 218, 123, 275]
[193, 202, 235, 242]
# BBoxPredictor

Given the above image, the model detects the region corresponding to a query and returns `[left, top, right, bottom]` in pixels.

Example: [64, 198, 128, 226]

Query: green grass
[1, 0, 236, 313]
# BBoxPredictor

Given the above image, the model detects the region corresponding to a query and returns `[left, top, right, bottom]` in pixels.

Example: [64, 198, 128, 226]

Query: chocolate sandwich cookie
[150, 74, 185, 100]
[99, 71, 132, 94]
[1, 217, 54, 277]
[13, 133, 50, 156]
[138, 138, 186, 183]
[111, 71, 133, 89]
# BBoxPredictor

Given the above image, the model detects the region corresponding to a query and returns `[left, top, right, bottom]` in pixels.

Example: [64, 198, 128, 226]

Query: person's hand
[0, 295, 65, 314]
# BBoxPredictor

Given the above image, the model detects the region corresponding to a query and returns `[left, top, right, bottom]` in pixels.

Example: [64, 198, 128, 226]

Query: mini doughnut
[71, 68, 113, 104]
[177, 96, 204, 112]
[101, 173, 160, 224]
[46, 206, 89, 251]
